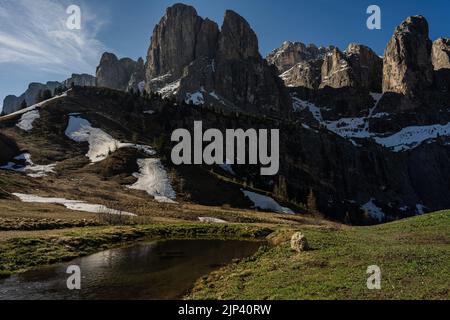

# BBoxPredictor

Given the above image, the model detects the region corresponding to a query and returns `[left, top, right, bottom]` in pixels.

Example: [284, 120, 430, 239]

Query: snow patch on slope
[292, 97, 323, 122]
[242, 189, 294, 214]
[209, 91, 227, 105]
[157, 79, 180, 98]
[127, 158, 176, 204]
[16, 110, 40, 131]
[13, 193, 135, 216]
[185, 91, 205, 106]
[374, 123, 450, 152]
[361, 199, 385, 222]
[0, 153, 56, 178]
[138, 81, 146, 93]
[65, 116, 119, 163]
[416, 204, 427, 215]
[325, 117, 371, 139]
[65, 116, 155, 163]
[294, 94, 450, 152]
[219, 159, 236, 175]
[198, 217, 227, 224]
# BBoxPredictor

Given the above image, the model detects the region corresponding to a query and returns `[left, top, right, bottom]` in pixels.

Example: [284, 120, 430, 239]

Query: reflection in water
[0, 239, 262, 300]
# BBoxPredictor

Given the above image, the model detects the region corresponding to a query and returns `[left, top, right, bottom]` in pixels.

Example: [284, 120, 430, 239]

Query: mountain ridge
[1, 3, 450, 225]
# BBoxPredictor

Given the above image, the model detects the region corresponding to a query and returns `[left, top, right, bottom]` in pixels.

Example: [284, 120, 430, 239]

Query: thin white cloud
[0, 0, 107, 76]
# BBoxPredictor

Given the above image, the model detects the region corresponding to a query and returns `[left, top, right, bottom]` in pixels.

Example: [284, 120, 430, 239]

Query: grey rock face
[211, 10, 290, 113]
[383, 16, 434, 97]
[2, 96, 22, 115]
[345, 44, 383, 92]
[320, 48, 356, 89]
[320, 45, 382, 92]
[2, 73, 97, 115]
[146, 4, 203, 80]
[433, 38, 450, 92]
[267, 41, 331, 73]
[269, 41, 381, 92]
[144, 4, 290, 114]
[2, 81, 61, 115]
[217, 10, 259, 61]
[195, 19, 220, 59]
[280, 60, 323, 89]
[127, 58, 146, 92]
[432, 38, 450, 70]
[96, 52, 141, 91]
[63, 74, 96, 87]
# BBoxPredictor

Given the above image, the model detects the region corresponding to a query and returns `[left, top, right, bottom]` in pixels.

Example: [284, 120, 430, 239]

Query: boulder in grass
[290, 232, 309, 252]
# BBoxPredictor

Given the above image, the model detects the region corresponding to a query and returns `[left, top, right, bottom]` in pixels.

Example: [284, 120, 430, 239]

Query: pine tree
[307, 188, 318, 212]
[274, 175, 288, 200]
[344, 212, 352, 225]
[20, 100, 27, 110]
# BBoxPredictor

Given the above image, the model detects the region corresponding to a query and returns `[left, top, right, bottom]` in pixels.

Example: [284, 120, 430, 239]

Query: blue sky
[1, 0, 449, 111]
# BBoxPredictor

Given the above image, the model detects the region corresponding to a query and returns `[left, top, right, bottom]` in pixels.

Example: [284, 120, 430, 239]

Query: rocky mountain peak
[396, 15, 429, 36]
[269, 41, 382, 92]
[195, 18, 220, 59]
[344, 43, 383, 92]
[432, 37, 450, 70]
[266, 41, 331, 73]
[383, 15, 434, 97]
[2, 81, 62, 115]
[96, 52, 142, 91]
[217, 10, 260, 60]
[145, 3, 203, 80]
[144, 4, 290, 114]
[320, 48, 350, 88]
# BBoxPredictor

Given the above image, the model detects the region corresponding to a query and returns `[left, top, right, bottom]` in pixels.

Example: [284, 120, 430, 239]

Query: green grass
[0, 223, 272, 277]
[188, 211, 450, 300]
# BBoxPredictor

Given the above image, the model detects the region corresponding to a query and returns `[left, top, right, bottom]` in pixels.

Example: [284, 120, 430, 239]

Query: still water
[0, 239, 262, 300]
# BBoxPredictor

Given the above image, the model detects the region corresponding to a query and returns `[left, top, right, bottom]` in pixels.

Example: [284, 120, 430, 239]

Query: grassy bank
[188, 211, 450, 300]
[0, 223, 272, 277]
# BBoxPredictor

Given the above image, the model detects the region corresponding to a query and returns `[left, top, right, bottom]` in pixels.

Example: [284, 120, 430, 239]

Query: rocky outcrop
[383, 16, 434, 97]
[63, 73, 96, 88]
[432, 38, 450, 70]
[217, 10, 259, 61]
[280, 60, 322, 89]
[195, 19, 220, 59]
[144, 4, 290, 114]
[211, 10, 290, 113]
[267, 41, 331, 73]
[127, 58, 146, 92]
[2, 73, 98, 115]
[146, 4, 203, 80]
[290, 232, 309, 252]
[269, 41, 381, 92]
[320, 45, 382, 92]
[432, 38, 450, 92]
[96, 52, 142, 91]
[345, 44, 383, 93]
[320, 48, 355, 89]
[2, 81, 61, 115]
